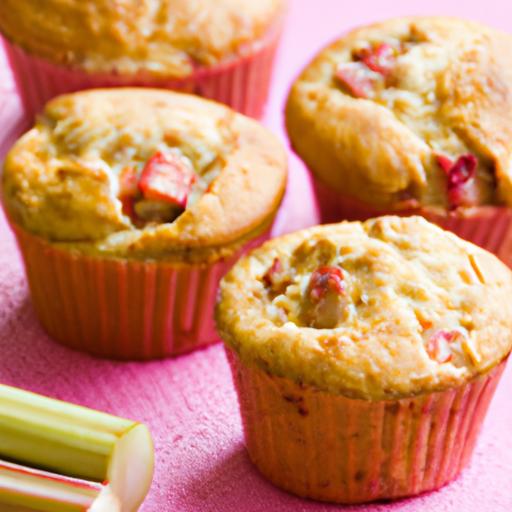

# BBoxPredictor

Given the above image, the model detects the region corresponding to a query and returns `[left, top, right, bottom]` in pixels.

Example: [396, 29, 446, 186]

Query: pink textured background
[1, 1, 512, 510]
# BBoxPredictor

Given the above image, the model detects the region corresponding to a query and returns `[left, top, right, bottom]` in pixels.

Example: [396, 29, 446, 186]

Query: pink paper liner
[226, 348, 507, 503]
[312, 175, 512, 267]
[2, 20, 283, 120]
[11, 224, 269, 360]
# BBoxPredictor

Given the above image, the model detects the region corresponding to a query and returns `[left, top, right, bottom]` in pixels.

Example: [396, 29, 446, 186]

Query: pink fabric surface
[0, 1, 511, 510]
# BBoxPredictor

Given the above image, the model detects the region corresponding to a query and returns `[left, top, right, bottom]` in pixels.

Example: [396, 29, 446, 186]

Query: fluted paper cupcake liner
[12, 224, 269, 360]
[2, 20, 282, 121]
[227, 348, 507, 503]
[312, 176, 512, 267]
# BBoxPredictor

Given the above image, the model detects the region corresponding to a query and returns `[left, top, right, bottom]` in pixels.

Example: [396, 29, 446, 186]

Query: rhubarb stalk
[0, 459, 119, 512]
[0, 385, 154, 512]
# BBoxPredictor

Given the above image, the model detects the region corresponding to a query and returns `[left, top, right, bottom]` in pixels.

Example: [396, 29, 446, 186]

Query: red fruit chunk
[139, 152, 196, 208]
[119, 167, 139, 217]
[447, 182, 478, 210]
[435, 154, 454, 174]
[436, 153, 478, 209]
[262, 258, 291, 295]
[308, 266, 345, 302]
[427, 330, 463, 363]
[263, 258, 283, 287]
[446, 154, 477, 188]
[121, 197, 135, 218]
[302, 266, 347, 329]
[335, 63, 375, 98]
[119, 166, 139, 198]
[356, 43, 396, 75]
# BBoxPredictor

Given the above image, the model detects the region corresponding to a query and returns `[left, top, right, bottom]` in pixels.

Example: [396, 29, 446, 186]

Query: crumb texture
[286, 17, 512, 211]
[2, 89, 287, 261]
[0, 0, 286, 77]
[216, 216, 512, 399]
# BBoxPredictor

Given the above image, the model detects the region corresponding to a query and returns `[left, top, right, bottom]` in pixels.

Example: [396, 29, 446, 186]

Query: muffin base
[312, 176, 512, 267]
[1, 19, 283, 120]
[226, 348, 507, 503]
[12, 225, 269, 360]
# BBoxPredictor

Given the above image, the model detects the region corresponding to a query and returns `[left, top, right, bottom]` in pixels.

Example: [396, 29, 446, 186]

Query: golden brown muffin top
[286, 17, 512, 213]
[2, 88, 287, 262]
[0, 0, 286, 78]
[216, 216, 512, 400]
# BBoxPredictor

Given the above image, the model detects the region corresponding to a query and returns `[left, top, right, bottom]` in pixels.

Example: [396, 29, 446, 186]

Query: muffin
[2, 88, 287, 360]
[216, 216, 512, 503]
[0, 0, 287, 119]
[286, 17, 512, 266]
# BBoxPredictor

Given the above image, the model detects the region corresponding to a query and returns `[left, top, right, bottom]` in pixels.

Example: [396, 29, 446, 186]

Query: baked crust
[286, 17, 512, 211]
[0, 0, 286, 78]
[216, 216, 512, 400]
[2, 88, 287, 262]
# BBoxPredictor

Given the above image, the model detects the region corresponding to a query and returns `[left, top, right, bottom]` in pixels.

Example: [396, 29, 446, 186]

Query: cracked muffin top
[216, 216, 512, 400]
[2, 88, 287, 262]
[0, 0, 286, 78]
[286, 17, 512, 213]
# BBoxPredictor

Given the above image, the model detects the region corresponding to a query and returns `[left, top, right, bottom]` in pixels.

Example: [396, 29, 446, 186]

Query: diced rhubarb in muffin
[335, 42, 401, 98]
[138, 152, 196, 206]
[424, 327, 482, 366]
[355, 43, 396, 75]
[335, 63, 378, 99]
[335, 43, 399, 98]
[119, 166, 139, 218]
[300, 266, 349, 328]
[262, 257, 293, 297]
[217, 216, 512, 400]
[334, 31, 496, 210]
[3, 88, 288, 260]
[1, 88, 288, 266]
[118, 152, 197, 225]
[426, 329, 457, 363]
[287, 17, 510, 212]
[435, 153, 479, 209]
[257, 216, 495, 367]
[117, 149, 209, 226]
